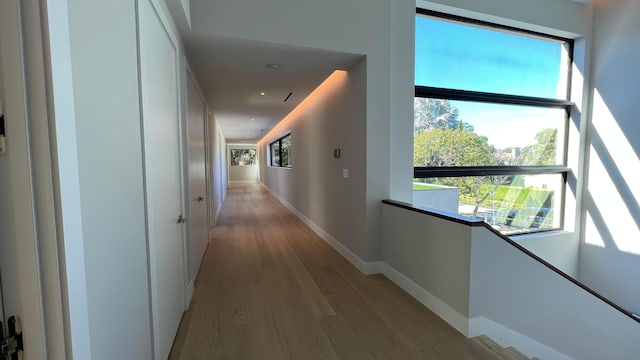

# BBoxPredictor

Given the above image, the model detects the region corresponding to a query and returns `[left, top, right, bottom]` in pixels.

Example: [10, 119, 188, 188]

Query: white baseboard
[380, 262, 470, 336]
[261, 183, 382, 275]
[185, 280, 194, 309]
[469, 317, 573, 360]
[229, 179, 258, 184]
[214, 204, 222, 224]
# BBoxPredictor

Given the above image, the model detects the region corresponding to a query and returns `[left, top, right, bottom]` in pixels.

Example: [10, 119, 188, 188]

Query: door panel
[186, 73, 208, 284]
[138, 1, 185, 358]
[0, 0, 47, 357]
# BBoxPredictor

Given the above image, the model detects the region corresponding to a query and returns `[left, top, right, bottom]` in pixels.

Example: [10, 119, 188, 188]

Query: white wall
[191, 0, 410, 262]
[192, 0, 593, 264]
[258, 62, 368, 263]
[412, 187, 459, 214]
[211, 115, 227, 224]
[0, 4, 17, 332]
[513, 232, 579, 277]
[381, 205, 472, 321]
[381, 203, 640, 359]
[66, 1, 153, 358]
[46, 0, 93, 356]
[579, 0, 640, 315]
[228, 144, 258, 182]
[470, 226, 640, 360]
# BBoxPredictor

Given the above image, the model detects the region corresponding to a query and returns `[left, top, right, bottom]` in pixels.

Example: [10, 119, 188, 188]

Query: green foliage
[522, 128, 558, 165]
[414, 128, 494, 167]
[414, 126, 498, 215]
[413, 97, 558, 217]
[414, 98, 477, 135]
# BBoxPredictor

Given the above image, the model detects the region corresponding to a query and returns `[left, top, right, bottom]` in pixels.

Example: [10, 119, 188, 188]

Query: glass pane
[281, 135, 291, 167]
[414, 98, 566, 166]
[415, 15, 570, 99]
[271, 141, 280, 166]
[230, 149, 256, 166]
[413, 174, 563, 234]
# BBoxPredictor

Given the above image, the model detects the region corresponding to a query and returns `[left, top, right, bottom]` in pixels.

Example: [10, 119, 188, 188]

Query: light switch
[342, 168, 349, 179]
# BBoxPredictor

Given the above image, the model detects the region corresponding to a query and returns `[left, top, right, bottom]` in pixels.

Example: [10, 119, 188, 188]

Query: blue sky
[415, 15, 568, 148]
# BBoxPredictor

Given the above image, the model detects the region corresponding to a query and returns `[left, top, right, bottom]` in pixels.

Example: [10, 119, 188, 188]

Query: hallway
[169, 183, 504, 359]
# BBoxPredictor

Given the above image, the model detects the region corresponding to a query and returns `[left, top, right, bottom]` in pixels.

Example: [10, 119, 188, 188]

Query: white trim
[229, 180, 259, 184]
[44, 0, 94, 356]
[0, 0, 53, 357]
[469, 317, 574, 360]
[214, 203, 223, 225]
[185, 280, 194, 307]
[380, 263, 470, 336]
[261, 183, 382, 275]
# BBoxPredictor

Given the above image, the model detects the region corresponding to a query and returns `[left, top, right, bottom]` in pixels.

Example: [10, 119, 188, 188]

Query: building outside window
[414, 10, 573, 235]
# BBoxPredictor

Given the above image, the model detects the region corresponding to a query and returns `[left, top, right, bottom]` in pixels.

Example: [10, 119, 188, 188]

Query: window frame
[414, 9, 575, 233]
[269, 133, 292, 168]
[229, 148, 257, 167]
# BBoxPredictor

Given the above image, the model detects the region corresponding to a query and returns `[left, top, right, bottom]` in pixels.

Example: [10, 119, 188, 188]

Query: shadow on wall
[581, 87, 640, 314]
[586, 89, 640, 254]
[571, 0, 640, 315]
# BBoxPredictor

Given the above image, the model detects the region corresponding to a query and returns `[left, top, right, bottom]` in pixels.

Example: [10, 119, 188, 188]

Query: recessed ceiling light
[266, 63, 281, 70]
[260, 92, 265, 96]
[251, 118, 255, 122]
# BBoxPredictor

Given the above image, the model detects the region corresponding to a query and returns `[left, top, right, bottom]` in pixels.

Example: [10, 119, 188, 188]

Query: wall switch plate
[0, 108, 5, 155]
[342, 168, 349, 179]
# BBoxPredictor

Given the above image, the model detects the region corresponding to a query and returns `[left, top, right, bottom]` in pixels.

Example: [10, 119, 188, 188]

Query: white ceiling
[184, 33, 361, 143]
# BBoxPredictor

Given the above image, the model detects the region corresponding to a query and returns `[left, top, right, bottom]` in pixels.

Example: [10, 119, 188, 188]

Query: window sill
[510, 229, 572, 241]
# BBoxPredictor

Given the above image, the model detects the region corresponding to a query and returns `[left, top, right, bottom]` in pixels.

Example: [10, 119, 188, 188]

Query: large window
[230, 148, 256, 166]
[269, 133, 291, 168]
[414, 10, 573, 235]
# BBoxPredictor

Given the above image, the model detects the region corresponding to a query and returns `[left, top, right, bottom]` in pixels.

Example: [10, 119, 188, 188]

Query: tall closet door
[186, 73, 208, 285]
[138, 0, 185, 358]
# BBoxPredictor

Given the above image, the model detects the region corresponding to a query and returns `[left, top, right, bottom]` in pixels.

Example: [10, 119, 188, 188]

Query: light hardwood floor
[169, 182, 513, 359]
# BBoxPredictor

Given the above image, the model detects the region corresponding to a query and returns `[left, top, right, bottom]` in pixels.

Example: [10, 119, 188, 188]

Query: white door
[186, 73, 208, 285]
[0, 1, 47, 357]
[138, 0, 185, 358]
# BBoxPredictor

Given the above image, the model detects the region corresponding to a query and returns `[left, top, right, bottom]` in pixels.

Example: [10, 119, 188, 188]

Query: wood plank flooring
[169, 182, 513, 359]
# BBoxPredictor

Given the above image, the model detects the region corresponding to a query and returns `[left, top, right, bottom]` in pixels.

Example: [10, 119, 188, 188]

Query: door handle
[177, 215, 187, 224]
[197, 195, 205, 202]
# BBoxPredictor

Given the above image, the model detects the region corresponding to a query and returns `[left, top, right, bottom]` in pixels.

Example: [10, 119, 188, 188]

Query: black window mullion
[416, 8, 572, 45]
[415, 86, 574, 109]
[269, 134, 290, 168]
[414, 166, 570, 178]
